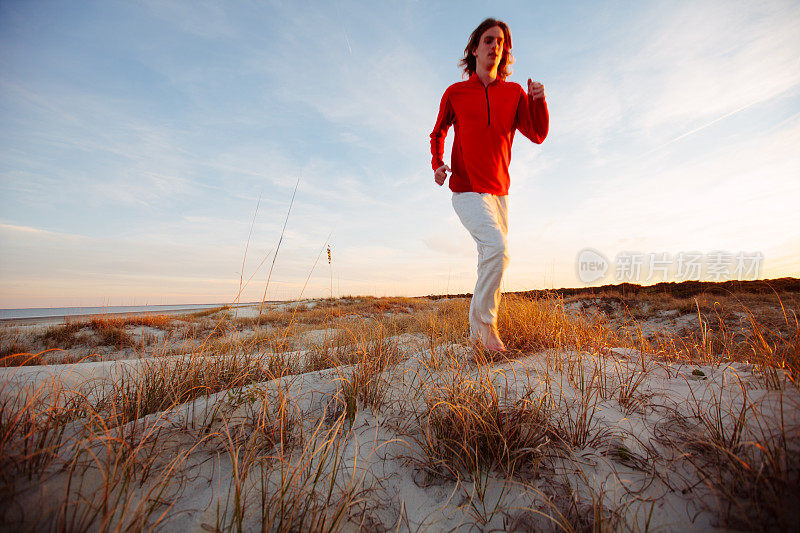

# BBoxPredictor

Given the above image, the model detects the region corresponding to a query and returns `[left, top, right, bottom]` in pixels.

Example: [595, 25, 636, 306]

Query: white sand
[2, 304, 798, 531]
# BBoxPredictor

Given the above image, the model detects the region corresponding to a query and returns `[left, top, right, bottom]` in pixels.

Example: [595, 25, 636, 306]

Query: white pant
[451, 192, 510, 340]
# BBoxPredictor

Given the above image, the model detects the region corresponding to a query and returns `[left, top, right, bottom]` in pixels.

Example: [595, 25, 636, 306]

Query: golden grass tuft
[94, 352, 285, 426]
[498, 294, 618, 354]
[423, 379, 552, 478]
[38, 321, 84, 349]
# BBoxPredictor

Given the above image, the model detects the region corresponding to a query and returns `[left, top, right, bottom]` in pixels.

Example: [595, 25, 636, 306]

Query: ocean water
[0, 303, 234, 321]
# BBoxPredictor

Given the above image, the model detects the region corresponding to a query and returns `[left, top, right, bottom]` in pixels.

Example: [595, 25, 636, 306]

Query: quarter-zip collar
[469, 73, 500, 126]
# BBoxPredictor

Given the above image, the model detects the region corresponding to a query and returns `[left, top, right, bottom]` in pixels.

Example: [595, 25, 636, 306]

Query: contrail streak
[334, 0, 352, 55]
[343, 28, 352, 55]
[645, 98, 762, 155]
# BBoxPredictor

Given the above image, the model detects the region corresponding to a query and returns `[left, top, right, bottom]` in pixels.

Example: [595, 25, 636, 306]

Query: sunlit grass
[0, 287, 798, 530]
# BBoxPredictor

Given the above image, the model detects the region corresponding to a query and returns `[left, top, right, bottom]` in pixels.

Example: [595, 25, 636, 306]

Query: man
[430, 18, 549, 354]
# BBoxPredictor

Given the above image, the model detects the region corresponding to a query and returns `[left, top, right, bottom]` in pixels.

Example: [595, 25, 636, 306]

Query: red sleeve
[515, 88, 549, 144]
[430, 89, 455, 171]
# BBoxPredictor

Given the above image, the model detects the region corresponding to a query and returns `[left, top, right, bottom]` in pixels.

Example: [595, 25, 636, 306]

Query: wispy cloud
[502, 112, 800, 290]
[0, 223, 86, 240]
[629, 0, 800, 133]
[556, 0, 800, 150]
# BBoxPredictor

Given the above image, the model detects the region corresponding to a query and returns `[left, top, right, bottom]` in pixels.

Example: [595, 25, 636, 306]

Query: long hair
[459, 18, 514, 80]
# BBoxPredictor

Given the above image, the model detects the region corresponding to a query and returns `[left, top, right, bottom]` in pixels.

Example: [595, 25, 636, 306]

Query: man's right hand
[434, 164, 451, 186]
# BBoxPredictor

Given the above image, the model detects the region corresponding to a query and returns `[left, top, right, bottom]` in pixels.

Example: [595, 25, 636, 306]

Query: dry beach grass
[0, 286, 798, 531]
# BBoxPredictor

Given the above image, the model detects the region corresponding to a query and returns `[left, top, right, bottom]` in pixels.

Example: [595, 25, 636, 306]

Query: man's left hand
[527, 78, 545, 100]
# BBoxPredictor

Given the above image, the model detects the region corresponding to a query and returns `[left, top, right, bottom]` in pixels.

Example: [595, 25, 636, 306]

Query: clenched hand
[527, 78, 545, 100]
[434, 164, 451, 186]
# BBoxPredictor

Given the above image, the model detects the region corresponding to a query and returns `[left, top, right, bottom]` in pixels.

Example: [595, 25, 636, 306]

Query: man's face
[473, 25, 504, 71]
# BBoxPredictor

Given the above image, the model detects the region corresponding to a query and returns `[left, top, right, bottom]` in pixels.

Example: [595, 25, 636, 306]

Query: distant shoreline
[0, 302, 268, 325]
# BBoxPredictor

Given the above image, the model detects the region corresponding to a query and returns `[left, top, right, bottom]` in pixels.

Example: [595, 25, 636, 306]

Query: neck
[475, 63, 498, 86]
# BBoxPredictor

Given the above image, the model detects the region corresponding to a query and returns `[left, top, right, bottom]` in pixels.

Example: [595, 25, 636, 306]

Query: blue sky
[1, 0, 798, 308]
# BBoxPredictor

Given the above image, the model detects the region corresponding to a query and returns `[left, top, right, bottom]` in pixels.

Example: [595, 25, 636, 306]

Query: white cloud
[246, 3, 444, 156]
[0, 223, 86, 241]
[556, 0, 800, 148]
[503, 111, 800, 289]
[629, 0, 800, 134]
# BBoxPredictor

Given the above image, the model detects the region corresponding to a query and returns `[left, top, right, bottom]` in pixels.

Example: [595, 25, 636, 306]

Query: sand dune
[1, 294, 798, 531]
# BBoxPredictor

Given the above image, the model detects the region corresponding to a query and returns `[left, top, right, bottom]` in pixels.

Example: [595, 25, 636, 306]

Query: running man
[430, 18, 549, 354]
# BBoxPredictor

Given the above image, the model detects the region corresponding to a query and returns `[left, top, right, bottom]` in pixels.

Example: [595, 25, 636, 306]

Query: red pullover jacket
[430, 73, 549, 195]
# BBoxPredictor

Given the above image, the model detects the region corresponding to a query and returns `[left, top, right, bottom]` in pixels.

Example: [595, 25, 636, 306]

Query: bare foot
[479, 322, 506, 352]
[486, 326, 506, 352]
